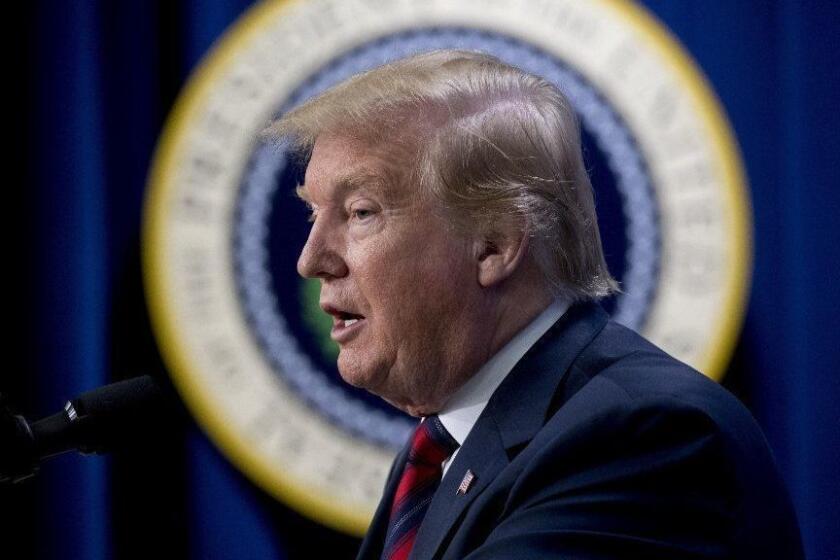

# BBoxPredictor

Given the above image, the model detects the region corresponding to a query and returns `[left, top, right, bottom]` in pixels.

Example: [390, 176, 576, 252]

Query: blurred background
[3, 1, 839, 559]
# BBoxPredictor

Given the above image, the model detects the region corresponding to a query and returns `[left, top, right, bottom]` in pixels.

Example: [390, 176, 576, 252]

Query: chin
[336, 353, 382, 391]
[336, 364, 371, 390]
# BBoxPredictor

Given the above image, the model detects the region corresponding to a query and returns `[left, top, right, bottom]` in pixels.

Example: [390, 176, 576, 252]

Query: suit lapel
[409, 302, 609, 559]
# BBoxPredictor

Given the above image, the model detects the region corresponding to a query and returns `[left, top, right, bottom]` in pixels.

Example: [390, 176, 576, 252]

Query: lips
[321, 303, 367, 343]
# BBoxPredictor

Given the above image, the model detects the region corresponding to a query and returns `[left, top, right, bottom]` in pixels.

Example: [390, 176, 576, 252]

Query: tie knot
[408, 416, 459, 466]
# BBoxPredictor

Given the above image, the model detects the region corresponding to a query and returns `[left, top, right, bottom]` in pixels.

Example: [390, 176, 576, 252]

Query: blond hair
[265, 49, 618, 301]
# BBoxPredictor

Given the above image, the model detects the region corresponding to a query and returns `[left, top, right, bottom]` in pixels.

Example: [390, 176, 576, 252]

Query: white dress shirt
[437, 298, 570, 475]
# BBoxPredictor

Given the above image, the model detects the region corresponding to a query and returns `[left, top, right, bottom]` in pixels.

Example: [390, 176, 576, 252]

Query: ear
[475, 224, 530, 288]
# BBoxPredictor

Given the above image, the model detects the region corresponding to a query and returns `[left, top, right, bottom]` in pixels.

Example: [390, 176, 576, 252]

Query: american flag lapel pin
[457, 469, 476, 495]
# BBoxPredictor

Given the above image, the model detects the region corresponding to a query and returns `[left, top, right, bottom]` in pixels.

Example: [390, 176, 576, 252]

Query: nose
[297, 215, 348, 280]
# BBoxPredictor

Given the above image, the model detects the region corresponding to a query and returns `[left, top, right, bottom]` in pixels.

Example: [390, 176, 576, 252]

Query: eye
[352, 208, 374, 220]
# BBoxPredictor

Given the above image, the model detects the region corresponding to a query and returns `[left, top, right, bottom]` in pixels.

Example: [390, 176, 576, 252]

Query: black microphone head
[69, 375, 165, 454]
[72, 375, 161, 419]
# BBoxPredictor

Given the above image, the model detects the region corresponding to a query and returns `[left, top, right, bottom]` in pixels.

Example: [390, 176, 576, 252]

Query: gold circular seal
[143, 0, 751, 535]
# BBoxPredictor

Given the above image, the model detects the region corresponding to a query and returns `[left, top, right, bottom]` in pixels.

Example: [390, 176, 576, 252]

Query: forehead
[298, 135, 410, 203]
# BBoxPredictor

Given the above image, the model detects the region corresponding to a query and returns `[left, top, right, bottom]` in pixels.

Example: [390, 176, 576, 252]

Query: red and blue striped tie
[382, 416, 459, 560]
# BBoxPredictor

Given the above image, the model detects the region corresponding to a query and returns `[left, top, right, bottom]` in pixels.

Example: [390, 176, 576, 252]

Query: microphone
[1, 375, 168, 483]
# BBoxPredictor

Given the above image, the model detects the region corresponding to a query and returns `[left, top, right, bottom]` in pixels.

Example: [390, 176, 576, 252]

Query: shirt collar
[437, 297, 570, 447]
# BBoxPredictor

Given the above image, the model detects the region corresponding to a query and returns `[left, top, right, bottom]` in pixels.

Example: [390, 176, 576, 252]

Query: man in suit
[268, 50, 803, 558]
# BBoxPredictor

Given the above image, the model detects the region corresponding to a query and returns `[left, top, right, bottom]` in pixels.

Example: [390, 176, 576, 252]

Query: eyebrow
[295, 170, 392, 205]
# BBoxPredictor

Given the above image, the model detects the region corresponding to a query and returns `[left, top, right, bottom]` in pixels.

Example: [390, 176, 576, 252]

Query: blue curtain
[6, 1, 838, 558]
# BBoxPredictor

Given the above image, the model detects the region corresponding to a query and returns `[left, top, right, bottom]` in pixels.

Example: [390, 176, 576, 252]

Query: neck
[440, 275, 554, 410]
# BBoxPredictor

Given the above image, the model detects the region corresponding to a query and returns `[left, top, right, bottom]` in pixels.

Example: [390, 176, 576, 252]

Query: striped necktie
[381, 416, 459, 560]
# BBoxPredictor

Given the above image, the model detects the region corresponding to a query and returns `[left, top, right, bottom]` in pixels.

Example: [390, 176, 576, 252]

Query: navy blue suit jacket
[357, 303, 803, 559]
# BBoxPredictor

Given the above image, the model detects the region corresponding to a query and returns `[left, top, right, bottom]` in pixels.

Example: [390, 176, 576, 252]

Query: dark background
[3, 1, 839, 559]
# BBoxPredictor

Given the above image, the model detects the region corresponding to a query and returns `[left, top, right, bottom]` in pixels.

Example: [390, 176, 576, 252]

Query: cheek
[376, 263, 473, 357]
[348, 227, 475, 349]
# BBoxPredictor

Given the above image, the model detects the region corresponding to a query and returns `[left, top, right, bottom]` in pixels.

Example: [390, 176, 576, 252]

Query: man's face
[297, 135, 489, 416]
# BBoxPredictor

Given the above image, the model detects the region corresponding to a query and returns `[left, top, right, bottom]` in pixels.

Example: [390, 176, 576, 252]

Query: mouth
[321, 304, 367, 343]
